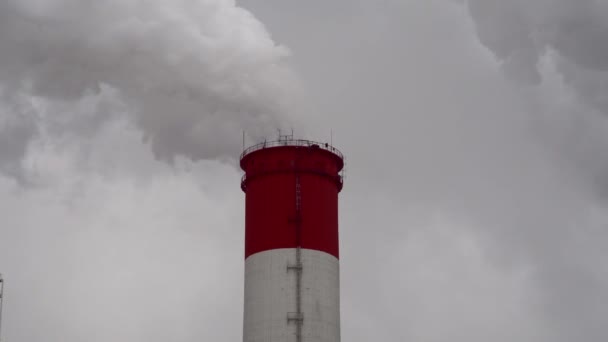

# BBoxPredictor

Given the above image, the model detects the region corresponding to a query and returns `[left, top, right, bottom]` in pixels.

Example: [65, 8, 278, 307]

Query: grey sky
[1, 0, 607, 341]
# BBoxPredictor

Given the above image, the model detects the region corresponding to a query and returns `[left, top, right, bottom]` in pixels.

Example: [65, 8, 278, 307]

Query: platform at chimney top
[239, 137, 344, 192]
[240, 137, 344, 161]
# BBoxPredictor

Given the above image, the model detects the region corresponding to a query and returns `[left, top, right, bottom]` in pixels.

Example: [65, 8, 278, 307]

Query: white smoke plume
[467, 0, 608, 99]
[0, 0, 297, 177]
[465, 0, 608, 201]
[465, 1, 608, 340]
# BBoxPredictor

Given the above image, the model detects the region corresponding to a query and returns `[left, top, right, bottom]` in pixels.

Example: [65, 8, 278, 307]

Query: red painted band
[241, 145, 343, 259]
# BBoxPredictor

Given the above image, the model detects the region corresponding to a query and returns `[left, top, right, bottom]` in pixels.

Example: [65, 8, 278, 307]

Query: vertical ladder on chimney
[287, 173, 303, 342]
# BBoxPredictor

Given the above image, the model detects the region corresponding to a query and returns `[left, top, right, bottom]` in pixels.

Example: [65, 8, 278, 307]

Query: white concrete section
[243, 249, 340, 342]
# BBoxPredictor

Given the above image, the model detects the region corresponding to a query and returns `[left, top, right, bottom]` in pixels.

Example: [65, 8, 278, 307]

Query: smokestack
[240, 136, 344, 342]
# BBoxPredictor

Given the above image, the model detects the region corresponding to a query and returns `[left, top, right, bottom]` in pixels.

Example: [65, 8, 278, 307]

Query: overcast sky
[1, 0, 607, 341]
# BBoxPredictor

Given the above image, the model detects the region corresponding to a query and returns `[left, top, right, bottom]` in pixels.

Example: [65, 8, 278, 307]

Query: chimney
[240, 137, 344, 342]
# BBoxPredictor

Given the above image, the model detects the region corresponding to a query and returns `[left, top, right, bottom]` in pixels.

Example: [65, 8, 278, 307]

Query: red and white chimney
[240, 138, 344, 342]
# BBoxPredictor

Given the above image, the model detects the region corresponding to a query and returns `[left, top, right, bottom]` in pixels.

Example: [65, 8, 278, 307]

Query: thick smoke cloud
[465, 1, 608, 340]
[0, 0, 296, 174]
[467, 0, 608, 103]
[0, 90, 38, 179]
[465, 0, 608, 228]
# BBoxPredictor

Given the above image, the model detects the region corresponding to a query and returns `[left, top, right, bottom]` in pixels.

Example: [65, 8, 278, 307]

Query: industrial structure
[240, 136, 344, 342]
[0, 274, 3, 342]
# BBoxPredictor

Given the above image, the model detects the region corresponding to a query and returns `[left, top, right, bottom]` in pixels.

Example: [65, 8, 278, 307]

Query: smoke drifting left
[0, 0, 299, 178]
